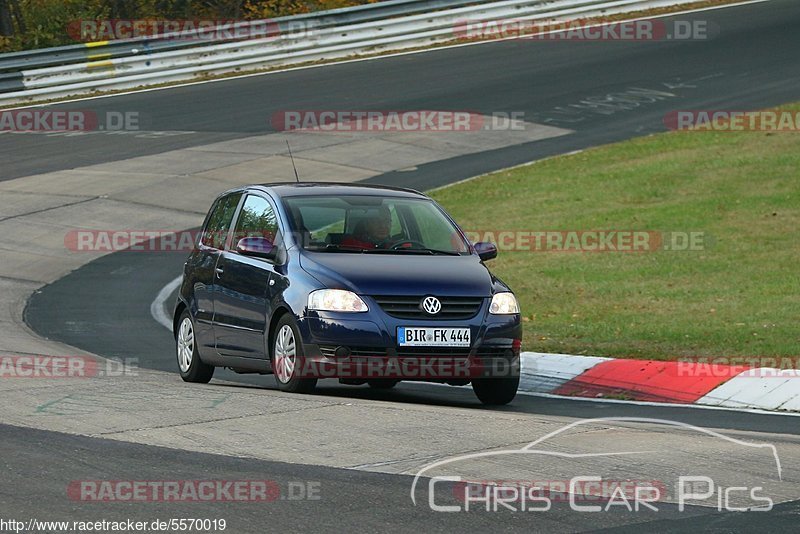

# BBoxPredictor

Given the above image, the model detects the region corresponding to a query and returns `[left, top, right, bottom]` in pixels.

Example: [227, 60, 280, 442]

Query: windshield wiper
[308, 244, 462, 256]
[364, 247, 461, 256]
[306, 244, 366, 253]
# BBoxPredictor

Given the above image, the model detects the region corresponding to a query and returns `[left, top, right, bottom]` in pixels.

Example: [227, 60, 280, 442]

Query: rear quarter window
[201, 193, 242, 249]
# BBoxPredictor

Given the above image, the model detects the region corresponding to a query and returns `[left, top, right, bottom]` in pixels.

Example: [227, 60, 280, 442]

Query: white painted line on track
[2, 0, 772, 111]
[517, 389, 800, 417]
[150, 275, 182, 331]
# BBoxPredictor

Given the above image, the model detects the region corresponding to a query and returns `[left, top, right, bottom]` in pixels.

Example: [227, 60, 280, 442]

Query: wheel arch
[173, 300, 188, 338]
[266, 305, 293, 360]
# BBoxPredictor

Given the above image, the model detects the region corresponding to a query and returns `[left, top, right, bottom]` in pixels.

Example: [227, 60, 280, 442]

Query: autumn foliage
[0, 0, 379, 52]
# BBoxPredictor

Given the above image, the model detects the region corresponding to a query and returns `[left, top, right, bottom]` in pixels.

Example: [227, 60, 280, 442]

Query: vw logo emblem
[421, 296, 442, 315]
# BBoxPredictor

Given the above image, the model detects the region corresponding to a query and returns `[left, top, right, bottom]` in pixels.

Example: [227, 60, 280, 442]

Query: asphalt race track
[6, 1, 800, 532]
[2, 1, 800, 187]
[2, 424, 799, 533]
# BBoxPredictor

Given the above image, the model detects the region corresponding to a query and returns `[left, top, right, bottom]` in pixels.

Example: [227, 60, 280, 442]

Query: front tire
[271, 315, 317, 394]
[472, 376, 519, 405]
[176, 311, 215, 383]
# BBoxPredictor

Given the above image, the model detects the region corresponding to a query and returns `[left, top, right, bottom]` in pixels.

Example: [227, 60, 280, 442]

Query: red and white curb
[520, 352, 800, 413]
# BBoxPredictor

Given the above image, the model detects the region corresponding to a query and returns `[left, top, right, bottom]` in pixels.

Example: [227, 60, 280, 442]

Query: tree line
[0, 0, 375, 52]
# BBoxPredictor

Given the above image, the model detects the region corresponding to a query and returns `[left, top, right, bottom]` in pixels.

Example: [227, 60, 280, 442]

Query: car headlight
[308, 289, 369, 313]
[490, 292, 519, 315]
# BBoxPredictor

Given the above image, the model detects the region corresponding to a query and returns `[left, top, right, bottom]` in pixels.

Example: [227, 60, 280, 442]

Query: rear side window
[201, 193, 242, 249]
[232, 195, 279, 246]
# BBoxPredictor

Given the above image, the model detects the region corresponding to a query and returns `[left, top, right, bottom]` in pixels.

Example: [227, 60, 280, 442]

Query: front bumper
[294, 298, 522, 381]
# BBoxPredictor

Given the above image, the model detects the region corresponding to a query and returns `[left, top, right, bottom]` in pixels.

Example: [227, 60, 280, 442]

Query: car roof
[235, 182, 427, 199]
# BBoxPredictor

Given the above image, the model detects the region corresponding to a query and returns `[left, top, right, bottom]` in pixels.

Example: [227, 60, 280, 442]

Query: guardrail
[0, 0, 473, 74]
[0, 0, 703, 106]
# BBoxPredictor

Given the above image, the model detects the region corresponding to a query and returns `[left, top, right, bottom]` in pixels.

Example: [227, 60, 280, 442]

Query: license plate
[397, 327, 471, 347]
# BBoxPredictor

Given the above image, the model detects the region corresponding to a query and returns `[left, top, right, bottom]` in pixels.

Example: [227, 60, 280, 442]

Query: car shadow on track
[206, 375, 501, 411]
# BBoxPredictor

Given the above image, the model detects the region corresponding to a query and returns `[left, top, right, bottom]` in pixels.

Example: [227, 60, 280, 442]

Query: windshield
[282, 195, 470, 255]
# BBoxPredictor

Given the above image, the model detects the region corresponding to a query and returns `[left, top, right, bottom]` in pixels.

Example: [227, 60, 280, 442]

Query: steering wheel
[386, 239, 427, 250]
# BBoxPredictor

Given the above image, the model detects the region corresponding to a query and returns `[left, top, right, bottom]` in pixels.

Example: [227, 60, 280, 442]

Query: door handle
[215, 267, 224, 277]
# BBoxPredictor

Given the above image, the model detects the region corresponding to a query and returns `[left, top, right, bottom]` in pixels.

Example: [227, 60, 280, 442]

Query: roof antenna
[286, 140, 300, 183]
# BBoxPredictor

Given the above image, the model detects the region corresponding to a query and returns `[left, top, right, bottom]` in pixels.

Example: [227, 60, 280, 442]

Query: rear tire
[472, 376, 519, 405]
[271, 315, 317, 394]
[367, 379, 399, 390]
[176, 311, 215, 383]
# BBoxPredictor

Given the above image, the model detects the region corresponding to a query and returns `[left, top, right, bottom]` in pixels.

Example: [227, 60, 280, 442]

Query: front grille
[372, 295, 484, 320]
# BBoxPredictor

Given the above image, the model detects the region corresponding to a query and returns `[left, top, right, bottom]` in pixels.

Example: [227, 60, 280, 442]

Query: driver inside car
[341, 207, 395, 249]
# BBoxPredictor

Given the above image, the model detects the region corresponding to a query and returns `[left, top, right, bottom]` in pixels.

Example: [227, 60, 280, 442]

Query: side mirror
[474, 242, 497, 261]
[236, 236, 276, 260]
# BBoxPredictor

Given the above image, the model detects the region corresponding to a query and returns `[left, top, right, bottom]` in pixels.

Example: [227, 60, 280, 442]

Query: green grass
[430, 104, 800, 361]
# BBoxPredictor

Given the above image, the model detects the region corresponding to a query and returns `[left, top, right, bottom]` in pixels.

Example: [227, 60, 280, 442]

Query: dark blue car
[173, 183, 522, 405]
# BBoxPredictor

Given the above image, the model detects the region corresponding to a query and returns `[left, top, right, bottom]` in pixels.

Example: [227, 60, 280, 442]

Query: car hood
[299, 251, 496, 297]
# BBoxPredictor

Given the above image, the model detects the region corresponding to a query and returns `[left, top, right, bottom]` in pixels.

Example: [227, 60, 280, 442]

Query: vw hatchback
[174, 183, 522, 405]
